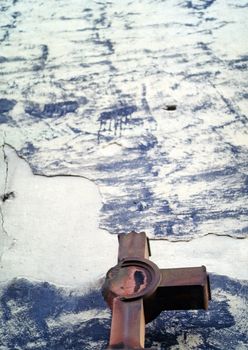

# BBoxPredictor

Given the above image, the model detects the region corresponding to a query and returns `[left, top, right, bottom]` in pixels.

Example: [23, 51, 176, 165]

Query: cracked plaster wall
[0, 141, 247, 350]
[0, 0, 248, 349]
[0, 143, 247, 286]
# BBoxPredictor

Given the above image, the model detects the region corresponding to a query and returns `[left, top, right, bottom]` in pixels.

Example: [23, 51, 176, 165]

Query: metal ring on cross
[105, 257, 161, 301]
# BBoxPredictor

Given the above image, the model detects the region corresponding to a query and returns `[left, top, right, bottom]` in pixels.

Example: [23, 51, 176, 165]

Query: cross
[102, 231, 211, 350]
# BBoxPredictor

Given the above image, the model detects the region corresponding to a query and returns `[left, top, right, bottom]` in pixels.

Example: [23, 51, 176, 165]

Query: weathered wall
[0, 0, 247, 349]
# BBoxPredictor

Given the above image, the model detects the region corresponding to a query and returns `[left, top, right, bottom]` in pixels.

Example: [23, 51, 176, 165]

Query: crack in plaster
[0, 140, 12, 268]
[8, 143, 107, 221]
[3, 145, 9, 196]
[5, 143, 98, 183]
[0, 205, 7, 240]
[1, 142, 246, 247]
[149, 231, 248, 243]
[1, 143, 106, 221]
[0, 140, 10, 238]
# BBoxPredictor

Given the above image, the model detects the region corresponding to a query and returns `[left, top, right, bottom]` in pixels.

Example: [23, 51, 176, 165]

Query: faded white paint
[0, 145, 117, 288]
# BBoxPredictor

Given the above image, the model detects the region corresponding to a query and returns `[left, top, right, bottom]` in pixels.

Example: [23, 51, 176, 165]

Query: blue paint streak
[0, 114, 10, 123]
[25, 101, 79, 119]
[0, 98, 16, 113]
[0, 56, 8, 63]
[229, 55, 248, 71]
[97, 105, 138, 140]
[187, 166, 239, 182]
[181, 0, 217, 11]
[99, 105, 137, 122]
[192, 100, 213, 112]
[69, 127, 82, 134]
[20, 142, 38, 157]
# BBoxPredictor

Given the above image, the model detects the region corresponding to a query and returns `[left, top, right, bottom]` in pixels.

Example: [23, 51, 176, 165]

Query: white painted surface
[151, 235, 248, 281]
[0, 145, 117, 287]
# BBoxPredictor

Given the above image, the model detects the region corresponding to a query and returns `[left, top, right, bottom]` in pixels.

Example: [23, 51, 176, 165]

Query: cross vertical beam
[118, 231, 151, 261]
[109, 298, 145, 349]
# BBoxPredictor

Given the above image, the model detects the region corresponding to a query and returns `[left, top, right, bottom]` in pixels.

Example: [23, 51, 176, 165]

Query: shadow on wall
[0, 275, 247, 349]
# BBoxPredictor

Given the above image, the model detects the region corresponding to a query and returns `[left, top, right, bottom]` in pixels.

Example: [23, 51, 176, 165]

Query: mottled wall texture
[0, 0, 247, 349]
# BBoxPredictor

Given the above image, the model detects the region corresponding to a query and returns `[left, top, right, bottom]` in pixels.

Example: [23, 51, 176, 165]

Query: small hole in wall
[0, 191, 15, 202]
[163, 105, 177, 111]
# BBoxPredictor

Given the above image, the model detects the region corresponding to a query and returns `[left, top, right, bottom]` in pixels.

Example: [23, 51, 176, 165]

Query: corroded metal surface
[118, 232, 151, 261]
[102, 231, 211, 349]
[104, 257, 161, 304]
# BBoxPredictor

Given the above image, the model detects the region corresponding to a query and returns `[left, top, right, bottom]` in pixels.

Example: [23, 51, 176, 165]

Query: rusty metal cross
[102, 231, 211, 350]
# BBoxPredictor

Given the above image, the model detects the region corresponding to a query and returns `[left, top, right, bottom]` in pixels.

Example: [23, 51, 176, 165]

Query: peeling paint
[1, 0, 247, 241]
[0, 0, 247, 348]
[0, 145, 247, 286]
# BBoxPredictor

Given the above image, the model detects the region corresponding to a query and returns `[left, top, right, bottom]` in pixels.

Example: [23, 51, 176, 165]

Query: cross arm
[143, 266, 211, 323]
[157, 266, 211, 310]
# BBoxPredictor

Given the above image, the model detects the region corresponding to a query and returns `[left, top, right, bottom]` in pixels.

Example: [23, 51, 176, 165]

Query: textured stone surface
[0, 0, 247, 349]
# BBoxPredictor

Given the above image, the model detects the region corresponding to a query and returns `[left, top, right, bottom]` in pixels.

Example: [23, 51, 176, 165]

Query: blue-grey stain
[186, 166, 238, 182]
[20, 142, 38, 157]
[0, 114, 10, 124]
[192, 100, 213, 112]
[186, 71, 213, 81]
[229, 55, 248, 71]
[0, 98, 16, 113]
[182, 0, 216, 11]
[25, 101, 79, 119]
[0, 56, 8, 63]
[33, 45, 49, 71]
[99, 106, 137, 123]
[205, 17, 216, 21]
[69, 126, 82, 134]
[98, 105, 137, 138]
[138, 134, 157, 151]
[154, 221, 174, 236]
[93, 37, 114, 54]
[158, 200, 173, 215]
[234, 3, 248, 8]
[136, 201, 148, 212]
[11, 11, 21, 19]
[40, 45, 49, 62]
